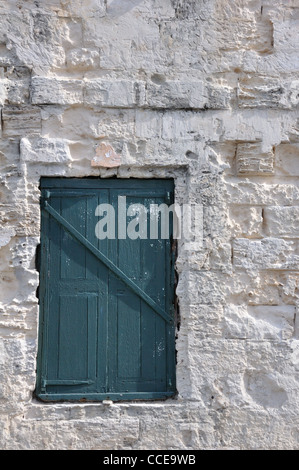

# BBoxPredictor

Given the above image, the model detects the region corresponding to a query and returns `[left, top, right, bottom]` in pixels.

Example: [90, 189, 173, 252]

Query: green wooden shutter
[36, 178, 176, 401]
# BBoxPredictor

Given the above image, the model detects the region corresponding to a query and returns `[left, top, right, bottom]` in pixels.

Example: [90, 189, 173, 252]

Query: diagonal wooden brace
[43, 201, 173, 325]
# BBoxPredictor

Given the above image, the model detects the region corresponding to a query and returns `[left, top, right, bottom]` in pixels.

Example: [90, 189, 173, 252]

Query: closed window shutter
[36, 178, 176, 401]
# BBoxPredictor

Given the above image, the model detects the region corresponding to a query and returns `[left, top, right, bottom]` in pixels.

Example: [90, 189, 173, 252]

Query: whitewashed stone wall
[0, 0, 299, 450]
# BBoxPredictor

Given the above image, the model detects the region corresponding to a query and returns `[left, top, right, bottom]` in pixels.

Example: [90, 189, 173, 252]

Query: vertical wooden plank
[88, 295, 97, 383]
[86, 190, 109, 279]
[41, 189, 99, 394]
[117, 293, 141, 380]
[140, 303, 156, 380]
[140, 196, 167, 389]
[107, 273, 117, 393]
[142, 196, 166, 303]
[117, 193, 142, 388]
[86, 189, 109, 393]
[140, 197, 159, 386]
[109, 192, 144, 391]
[46, 195, 62, 382]
[107, 189, 120, 393]
[108, 187, 175, 393]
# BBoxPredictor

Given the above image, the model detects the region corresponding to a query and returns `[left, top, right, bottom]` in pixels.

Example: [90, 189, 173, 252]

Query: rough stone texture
[0, 0, 299, 450]
[20, 136, 73, 164]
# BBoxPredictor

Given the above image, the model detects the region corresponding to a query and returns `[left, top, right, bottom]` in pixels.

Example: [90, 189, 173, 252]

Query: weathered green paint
[36, 178, 176, 402]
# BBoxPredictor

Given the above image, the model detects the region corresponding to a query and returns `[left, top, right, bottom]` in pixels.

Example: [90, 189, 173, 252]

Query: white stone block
[135, 110, 162, 138]
[67, 0, 107, 18]
[225, 181, 299, 206]
[146, 80, 207, 109]
[236, 142, 274, 176]
[264, 206, 299, 238]
[84, 79, 141, 108]
[275, 143, 299, 176]
[229, 206, 263, 238]
[20, 136, 72, 164]
[5, 78, 29, 105]
[0, 227, 15, 248]
[274, 19, 299, 51]
[0, 79, 8, 106]
[145, 80, 232, 110]
[2, 106, 41, 137]
[66, 48, 100, 69]
[223, 305, 295, 340]
[233, 238, 299, 270]
[238, 75, 297, 109]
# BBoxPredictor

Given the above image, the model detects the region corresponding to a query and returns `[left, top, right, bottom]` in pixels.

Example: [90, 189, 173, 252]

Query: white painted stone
[0, 227, 15, 248]
[145, 80, 232, 110]
[84, 79, 141, 108]
[66, 48, 100, 69]
[65, 0, 107, 18]
[233, 238, 299, 271]
[135, 110, 162, 139]
[275, 143, 299, 176]
[0, 0, 299, 451]
[225, 181, 299, 206]
[236, 142, 274, 176]
[31, 77, 83, 105]
[223, 304, 295, 340]
[229, 206, 263, 238]
[2, 107, 42, 137]
[0, 79, 8, 106]
[20, 136, 72, 164]
[3, 11, 66, 69]
[264, 206, 299, 238]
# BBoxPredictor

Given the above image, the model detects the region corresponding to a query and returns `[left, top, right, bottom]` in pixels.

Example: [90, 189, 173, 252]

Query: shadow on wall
[107, 0, 145, 17]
